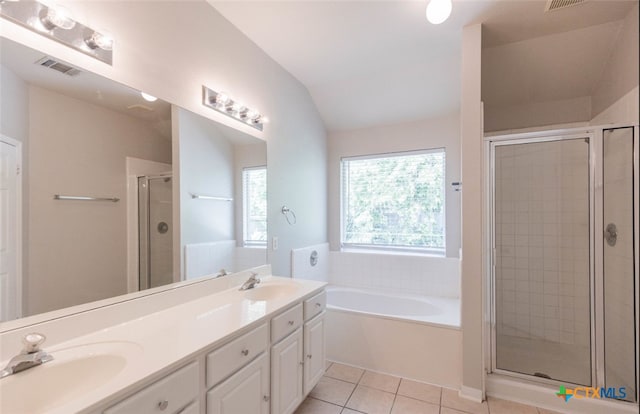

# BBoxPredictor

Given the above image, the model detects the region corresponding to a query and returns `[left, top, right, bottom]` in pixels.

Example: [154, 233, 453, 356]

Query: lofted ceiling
[210, 0, 636, 132]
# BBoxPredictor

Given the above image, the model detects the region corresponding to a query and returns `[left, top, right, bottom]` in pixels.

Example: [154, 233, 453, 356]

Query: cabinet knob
[299, 361, 304, 366]
[307, 354, 312, 359]
[241, 349, 250, 356]
[288, 320, 294, 325]
[315, 303, 321, 307]
[158, 400, 169, 410]
[263, 395, 270, 402]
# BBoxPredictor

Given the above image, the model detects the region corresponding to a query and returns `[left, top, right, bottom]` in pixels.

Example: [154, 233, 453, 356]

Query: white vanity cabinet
[303, 291, 326, 395]
[270, 303, 305, 414]
[103, 362, 198, 414]
[100, 285, 326, 414]
[207, 352, 270, 414]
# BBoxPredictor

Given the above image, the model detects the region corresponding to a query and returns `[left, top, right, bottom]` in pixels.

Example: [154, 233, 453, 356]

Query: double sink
[0, 278, 301, 414]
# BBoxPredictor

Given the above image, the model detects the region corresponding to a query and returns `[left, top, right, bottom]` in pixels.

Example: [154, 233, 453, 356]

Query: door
[303, 312, 326, 395]
[138, 175, 173, 290]
[271, 328, 303, 414]
[0, 138, 20, 321]
[602, 127, 637, 402]
[207, 352, 270, 414]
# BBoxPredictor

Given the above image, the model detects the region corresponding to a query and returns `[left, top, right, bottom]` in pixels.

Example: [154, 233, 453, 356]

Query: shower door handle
[604, 223, 617, 246]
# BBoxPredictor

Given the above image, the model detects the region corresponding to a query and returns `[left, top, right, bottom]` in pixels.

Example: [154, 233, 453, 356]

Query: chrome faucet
[239, 272, 261, 290]
[0, 333, 53, 379]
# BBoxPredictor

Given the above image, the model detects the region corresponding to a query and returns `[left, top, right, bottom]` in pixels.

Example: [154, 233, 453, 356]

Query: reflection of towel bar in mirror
[190, 193, 233, 202]
[54, 195, 120, 202]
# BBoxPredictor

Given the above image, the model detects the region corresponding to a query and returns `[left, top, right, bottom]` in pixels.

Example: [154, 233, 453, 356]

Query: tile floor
[295, 361, 562, 414]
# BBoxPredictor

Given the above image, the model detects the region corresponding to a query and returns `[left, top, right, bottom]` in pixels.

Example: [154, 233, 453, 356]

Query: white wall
[0, 0, 328, 277]
[460, 24, 484, 399]
[175, 107, 234, 278]
[27, 85, 170, 316]
[327, 113, 461, 257]
[591, 4, 639, 123]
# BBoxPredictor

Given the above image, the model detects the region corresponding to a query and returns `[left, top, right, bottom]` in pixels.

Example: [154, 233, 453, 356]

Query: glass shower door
[138, 175, 173, 290]
[493, 137, 592, 386]
[603, 127, 637, 402]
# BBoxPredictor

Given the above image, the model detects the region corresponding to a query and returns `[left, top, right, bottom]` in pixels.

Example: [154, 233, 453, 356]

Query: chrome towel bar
[54, 195, 120, 202]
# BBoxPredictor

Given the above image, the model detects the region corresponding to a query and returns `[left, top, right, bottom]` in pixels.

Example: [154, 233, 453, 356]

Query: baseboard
[459, 385, 484, 402]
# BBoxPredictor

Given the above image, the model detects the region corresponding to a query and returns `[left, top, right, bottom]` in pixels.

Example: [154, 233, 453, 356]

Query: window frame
[340, 148, 446, 256]
[242, 165, 267, 248]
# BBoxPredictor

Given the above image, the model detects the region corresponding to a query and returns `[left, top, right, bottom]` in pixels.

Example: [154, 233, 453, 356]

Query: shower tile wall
[495, 140, 590, 347]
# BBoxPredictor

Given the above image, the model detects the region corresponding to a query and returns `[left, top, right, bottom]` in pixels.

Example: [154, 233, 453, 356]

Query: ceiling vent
[35, 57, 81, 76]
[544, 0, 587, 12]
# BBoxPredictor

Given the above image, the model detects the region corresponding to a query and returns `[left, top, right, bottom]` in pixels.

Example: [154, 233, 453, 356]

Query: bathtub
[325, 286, 462, 388]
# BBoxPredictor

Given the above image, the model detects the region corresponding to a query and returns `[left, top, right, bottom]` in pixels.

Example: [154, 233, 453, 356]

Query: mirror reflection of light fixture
[85, 31, 114, 51]
[426, 0, 452, 25]
[0, 0, 113, 64]
[39, 5, 76, 30]
[140, 92, 158, 102]
[202, 86, 265, 131]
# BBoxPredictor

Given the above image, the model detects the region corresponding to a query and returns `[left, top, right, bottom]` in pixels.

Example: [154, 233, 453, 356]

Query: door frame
[1, 134, 22, 320]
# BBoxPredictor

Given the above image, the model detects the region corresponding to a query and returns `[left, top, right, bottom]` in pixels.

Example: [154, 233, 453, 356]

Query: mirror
[0, 37, 267, 325]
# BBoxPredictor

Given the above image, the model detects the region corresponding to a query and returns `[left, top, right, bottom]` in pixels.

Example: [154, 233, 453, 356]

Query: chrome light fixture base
[0, 0, 113, 65]
[202, 86, 265, 131]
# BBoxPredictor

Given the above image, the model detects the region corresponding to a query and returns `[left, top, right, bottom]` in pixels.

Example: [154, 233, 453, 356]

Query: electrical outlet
[272, 236, 278, 251]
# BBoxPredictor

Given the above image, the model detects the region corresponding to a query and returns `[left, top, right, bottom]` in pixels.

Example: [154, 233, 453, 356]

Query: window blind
[341, 149, 445, 253]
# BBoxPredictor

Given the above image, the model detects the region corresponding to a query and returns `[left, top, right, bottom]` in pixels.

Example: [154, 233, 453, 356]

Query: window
[341, 149, 445, 255]
[243, 167, 267, 246]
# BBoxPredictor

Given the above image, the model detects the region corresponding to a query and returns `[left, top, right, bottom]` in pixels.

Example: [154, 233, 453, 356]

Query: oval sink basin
[244, 283, 298, 301]
[0, 341, 141, 414]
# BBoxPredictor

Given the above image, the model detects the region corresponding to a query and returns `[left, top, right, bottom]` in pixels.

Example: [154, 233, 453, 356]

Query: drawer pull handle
[307, 354, 312, 359]
[315, 303, 321, 307]
[299, 361, 304, 366]
[263, 395, 270, 402]
[288, 320, 295, 325]
[158, 400, 169, 411]
[241, 349, 250, 356]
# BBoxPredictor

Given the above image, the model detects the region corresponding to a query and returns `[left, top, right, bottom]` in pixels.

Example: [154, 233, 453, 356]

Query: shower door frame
[484, 124, 639, 405]
[138, 173, 173, 291]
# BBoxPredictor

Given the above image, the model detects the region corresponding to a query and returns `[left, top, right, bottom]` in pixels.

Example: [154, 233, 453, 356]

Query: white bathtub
[326, 286, 460, 327]
[325, 286, 462, 388]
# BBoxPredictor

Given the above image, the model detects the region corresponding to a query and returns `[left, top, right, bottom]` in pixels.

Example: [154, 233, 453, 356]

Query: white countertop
[0, 276, 326, 414]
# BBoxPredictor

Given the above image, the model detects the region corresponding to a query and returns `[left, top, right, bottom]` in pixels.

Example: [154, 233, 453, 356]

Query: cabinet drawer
[177, 401, 199, 414]
[104, 362, 198, 414]
[271, 303, 303, 343]
[303, 291, 326, 321]
[207, 323, 268, 388]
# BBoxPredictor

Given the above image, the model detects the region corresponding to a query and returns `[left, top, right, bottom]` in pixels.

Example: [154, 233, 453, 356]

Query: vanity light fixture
[426, 0, 452, 24]
[202, 86, 266, 131]
[0, 0, 113, 64]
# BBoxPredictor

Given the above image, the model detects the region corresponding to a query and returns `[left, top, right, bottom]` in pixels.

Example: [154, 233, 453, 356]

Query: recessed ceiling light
[426, 0, 452, 25]
[140, 92, 157, 102]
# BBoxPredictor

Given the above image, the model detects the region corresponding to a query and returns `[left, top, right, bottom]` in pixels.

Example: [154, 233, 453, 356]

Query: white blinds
[242, 167, 267, 245]
[341, 149, 445, 252]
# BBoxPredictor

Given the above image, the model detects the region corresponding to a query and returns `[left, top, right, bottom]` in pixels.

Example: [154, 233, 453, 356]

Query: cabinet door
[207, 352, 270, 414]
[271, 328, 303, 414]
[303, 312, 326, 395]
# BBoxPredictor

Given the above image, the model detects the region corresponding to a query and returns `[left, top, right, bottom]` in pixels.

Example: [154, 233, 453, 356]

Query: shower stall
[487, 125, 639, 404]
[138, 174, 173, 290]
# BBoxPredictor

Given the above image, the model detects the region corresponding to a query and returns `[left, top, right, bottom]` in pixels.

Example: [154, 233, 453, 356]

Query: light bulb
[40, 5, 76, 30]
[215, 92, 230, 106]
[246, 109, 260, 121]
[140, 92, 157, 102]
[426, 0, 452, 25]
[85, 31, 113, 51]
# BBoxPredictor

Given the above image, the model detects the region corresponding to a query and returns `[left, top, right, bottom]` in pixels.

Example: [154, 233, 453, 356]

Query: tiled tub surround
[329, 251, 460, 298]
[0, 269, 325, 413]
[291, 245, 462, 387]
